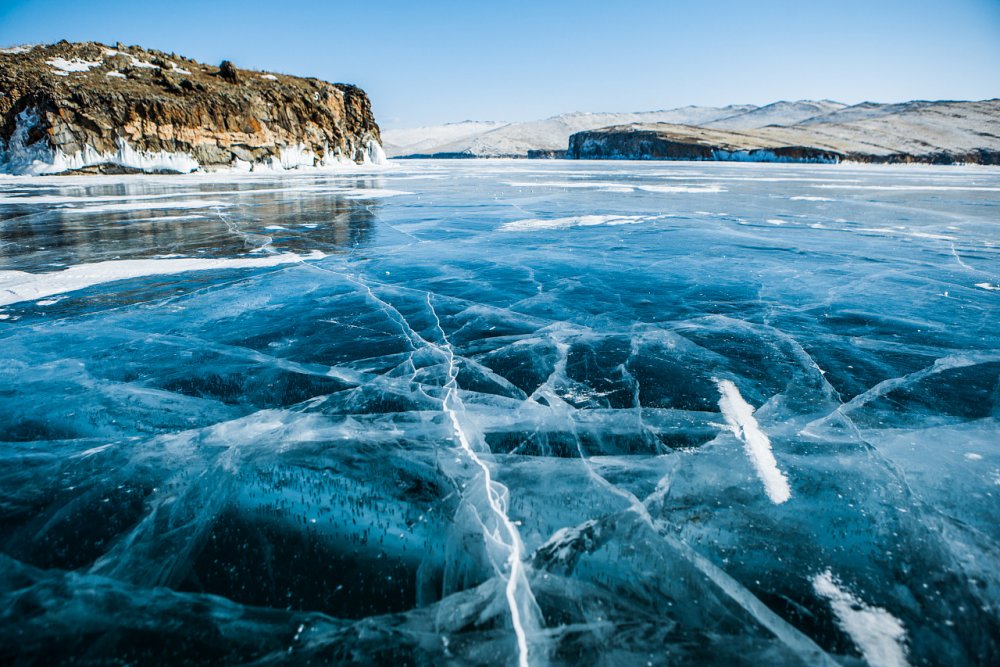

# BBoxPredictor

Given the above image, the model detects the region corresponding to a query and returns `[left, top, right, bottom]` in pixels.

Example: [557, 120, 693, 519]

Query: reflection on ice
[1, 160, 998, 665]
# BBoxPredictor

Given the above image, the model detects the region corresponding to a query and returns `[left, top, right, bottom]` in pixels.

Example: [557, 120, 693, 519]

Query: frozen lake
[1, 160, 998, 666]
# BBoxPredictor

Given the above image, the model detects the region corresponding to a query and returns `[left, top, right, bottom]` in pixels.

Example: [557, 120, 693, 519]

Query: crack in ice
[425, 293, 539, 667]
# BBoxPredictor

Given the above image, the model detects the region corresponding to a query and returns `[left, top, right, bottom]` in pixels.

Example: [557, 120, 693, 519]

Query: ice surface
[0, 160, 998, 666]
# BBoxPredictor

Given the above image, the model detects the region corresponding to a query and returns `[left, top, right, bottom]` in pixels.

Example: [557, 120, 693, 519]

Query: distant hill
[705, 100, 847, 130]
[383, 105, 759, 158]
[567, 99, 1000, 164]
[386, 98, 1000, 164]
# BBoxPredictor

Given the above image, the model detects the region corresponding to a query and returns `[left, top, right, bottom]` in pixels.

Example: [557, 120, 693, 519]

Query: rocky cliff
[568, 100, 1000, 164]
[568, 124, 845, 163]
[0, 41, 384, 174]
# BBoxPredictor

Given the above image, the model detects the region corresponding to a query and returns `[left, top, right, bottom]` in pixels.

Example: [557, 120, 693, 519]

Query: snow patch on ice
[813, 184, 1000, 192]
[501, 214, 656, 231]
[637, 184, 726, 193]
[339, 188, 413, 200]
[0, 251, 325, 307]
[715, 379, 791, 504]
[812, 570, 910, 667]
[507, 180, 636, 192]
[505, 180, 722, 194]
[790, 196, 833, 201]
[853, 227, 956, 241]
[61, 199, 231, 214]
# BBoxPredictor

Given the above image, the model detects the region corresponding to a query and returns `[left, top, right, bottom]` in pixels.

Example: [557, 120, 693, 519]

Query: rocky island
[0, 41, 385, 174]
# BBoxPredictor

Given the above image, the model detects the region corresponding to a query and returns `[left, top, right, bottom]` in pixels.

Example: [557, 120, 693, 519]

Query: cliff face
[567, 100, 1000, 165]
[568, 125, 844, 163]
[0, 41, 384, 174]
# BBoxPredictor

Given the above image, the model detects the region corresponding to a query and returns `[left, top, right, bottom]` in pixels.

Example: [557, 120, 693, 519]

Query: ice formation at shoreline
[0, 109, 388, 176]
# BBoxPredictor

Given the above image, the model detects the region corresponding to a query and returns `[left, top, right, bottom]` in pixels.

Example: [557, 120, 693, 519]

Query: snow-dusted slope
[795, 100, 934, 125]
[707, 100, 847, 129]
[382, 121, 509, 157]
[569, 99, 1000, 164]
[387, 106, 757, 158]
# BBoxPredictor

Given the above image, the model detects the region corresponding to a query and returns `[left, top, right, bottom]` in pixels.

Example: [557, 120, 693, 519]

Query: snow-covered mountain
[381, 121, 509, 158]
[385, 98, 999, 162]
[383, 105, 758, 158]
[568, 99, 1000, 164]
[706, 100, 847, 129]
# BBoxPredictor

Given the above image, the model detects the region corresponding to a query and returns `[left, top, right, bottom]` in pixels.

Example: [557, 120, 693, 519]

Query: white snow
[715, 379, 791, 504]
[812, 184, 1000, 192]
[500, 214, 654, 231]
[382, 120, 510, 157]
[507, 180, 634, 192]
[0, 44, 37, 54]
[812, 570, 910, 667]
[0, 251, 325, 307]
[46, 57, 102, 75]
[59, 199, 231, 214]
[706, 100, 847, 130]
[260, 73, 278, 81]
[339, 188, 413, 199]
[105, 71, 126, 79]
[104, 49, 158, 69]
[637, 184, 725, 193]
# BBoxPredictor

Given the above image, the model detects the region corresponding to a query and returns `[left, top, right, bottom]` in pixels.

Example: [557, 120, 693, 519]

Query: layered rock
[568, 124, 844, 163]
[0, 41, 384, 174]
[567, 100, 1000, 164]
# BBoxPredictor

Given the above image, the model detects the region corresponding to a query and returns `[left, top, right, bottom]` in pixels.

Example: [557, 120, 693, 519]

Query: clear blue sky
[1, 0, 998, 128]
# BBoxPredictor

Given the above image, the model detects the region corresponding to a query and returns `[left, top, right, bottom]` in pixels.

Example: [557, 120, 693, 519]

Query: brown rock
[0, 41, 383, 173]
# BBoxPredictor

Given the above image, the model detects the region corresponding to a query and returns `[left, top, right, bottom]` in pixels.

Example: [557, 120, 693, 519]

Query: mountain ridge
[386, 98, 1000, 164]
[567, 99, 1000, 164]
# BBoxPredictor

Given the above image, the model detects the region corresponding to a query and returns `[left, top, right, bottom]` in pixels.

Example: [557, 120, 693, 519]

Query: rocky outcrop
[567, 100, 1000, 164]
[568, 125, 844, 163]
[0, 41, 384, 174]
